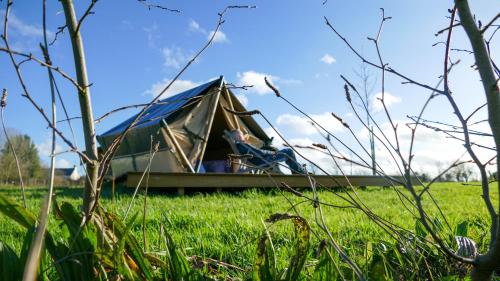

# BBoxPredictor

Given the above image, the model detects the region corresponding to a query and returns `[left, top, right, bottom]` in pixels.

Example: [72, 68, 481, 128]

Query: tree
[319, 1, 500, 279]
[449, 164, 474, 182]
[354, 63, 377, 175]
[0, 134, 41, 182]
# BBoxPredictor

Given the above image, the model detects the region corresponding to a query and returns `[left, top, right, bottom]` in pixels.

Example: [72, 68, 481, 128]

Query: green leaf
[52, 201, 97, 281]
[253, 213, 311, 281]
[252, 235, 275, 281]
[415, 220, 427, 238]
[0, 193, 36, 229]
[455, 221, 468, 237]
[106, 211, 155, 280]
[313, 246, 340, 281]
[0, 240, 22, 281]
[432, 217, 444, 233]
[164, 230, 193, 280]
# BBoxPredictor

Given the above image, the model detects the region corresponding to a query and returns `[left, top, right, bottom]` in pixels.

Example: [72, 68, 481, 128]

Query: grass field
[0, 182, 497, 279]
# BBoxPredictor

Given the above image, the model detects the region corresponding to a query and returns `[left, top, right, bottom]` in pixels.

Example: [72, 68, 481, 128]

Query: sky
[0, 0, 498, 177]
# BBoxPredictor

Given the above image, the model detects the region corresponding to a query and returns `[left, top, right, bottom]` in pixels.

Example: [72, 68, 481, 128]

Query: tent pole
[161, 119, 195, 173]
[194, 77, 224, 172]
[223, 86, 240, 130]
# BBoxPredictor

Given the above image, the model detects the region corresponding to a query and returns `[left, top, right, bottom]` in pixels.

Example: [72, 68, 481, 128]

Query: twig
[23, 2, 60, 277]
[225, 82, 254, 90]
[137, 0, 180, 13]
[123, 132, 160, 220]
[75, 0, 98, 35]
[480, 12, 500, 34]
[49, 25, 66, 46]
[0, 89, 26, 208]
[324, 16, 444, 94]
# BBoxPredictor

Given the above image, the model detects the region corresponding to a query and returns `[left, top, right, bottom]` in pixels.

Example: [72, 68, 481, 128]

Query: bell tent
[97, 76, 272, 177]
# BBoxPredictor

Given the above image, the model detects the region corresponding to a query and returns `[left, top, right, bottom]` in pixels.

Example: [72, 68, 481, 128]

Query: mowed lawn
[0, 182, 497, 275]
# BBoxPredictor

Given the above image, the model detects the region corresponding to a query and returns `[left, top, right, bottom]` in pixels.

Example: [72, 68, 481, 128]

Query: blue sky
[1, 0, 498, 175]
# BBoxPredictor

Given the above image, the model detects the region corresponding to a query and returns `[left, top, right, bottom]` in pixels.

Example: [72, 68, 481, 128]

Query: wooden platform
[127, 172, 405, 192]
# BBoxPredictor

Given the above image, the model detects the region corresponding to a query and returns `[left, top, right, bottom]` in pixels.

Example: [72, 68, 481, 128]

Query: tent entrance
[201, 100, 234, 172]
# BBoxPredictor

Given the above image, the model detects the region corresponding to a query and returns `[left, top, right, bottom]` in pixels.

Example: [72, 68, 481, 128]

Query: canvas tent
[97, 76, 272, 177]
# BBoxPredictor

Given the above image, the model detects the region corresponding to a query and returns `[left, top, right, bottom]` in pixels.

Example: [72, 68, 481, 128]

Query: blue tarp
[99, 78, 220, 138]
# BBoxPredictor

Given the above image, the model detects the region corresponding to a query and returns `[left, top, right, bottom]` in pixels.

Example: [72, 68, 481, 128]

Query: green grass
[0, 182, 497, 279]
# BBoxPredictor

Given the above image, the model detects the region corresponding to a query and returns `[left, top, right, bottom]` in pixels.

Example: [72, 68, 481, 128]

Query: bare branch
[324, 16, 444, 94]
[137, 0, 180, 13]
[75, 0, 98, 35]
[0, 89, 26, 208]
[480, 12, 500, 34]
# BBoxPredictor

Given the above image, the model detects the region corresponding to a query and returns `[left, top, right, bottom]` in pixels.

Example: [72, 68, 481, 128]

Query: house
[54, 165, 81, 182]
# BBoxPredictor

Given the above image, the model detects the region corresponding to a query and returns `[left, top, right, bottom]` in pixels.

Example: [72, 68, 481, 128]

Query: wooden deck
[126, 172, 407, 193]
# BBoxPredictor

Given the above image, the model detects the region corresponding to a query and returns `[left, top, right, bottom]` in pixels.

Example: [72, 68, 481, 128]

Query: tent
[97, 76, 272, 177]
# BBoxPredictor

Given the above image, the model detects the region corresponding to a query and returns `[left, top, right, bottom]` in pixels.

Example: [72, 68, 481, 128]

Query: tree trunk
[61, 0, 99, 217]
[455, 0, 500, 280]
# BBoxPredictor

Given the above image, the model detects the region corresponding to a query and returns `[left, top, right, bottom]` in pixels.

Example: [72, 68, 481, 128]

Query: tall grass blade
[0, 193, 36, 228]
[0, 240, 22, 281]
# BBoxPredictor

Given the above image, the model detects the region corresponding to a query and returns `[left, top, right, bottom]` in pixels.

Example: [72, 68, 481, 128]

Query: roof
[54, 167, 77, 177]
[99, 77, 221, 138]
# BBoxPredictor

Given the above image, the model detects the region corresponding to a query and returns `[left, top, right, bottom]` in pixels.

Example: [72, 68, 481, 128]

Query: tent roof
[100, 78, 221, 138]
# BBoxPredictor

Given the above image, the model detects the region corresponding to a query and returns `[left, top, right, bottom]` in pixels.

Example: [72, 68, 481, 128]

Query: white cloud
[37, 138, 63, 158]
[261, 128, 366, 174]
[37, 137, 75, 169]
[354, 119, 496, 176]
[287, 138, 352, 174]
[276, 112, 344, 136]
[236, 71, 302, 95]
[320, 53, 336, 64]
[56, 158, 72, 168]
[145, 79, 200, 99]
[189, 19, 206, 34]
[235, 94, 248, 107]
[208, 30, 228, 43]
[1, 10, 51, 38]
[236, 71, 278, 95]
[0, 9, 53, 51]
[264, 127, 283, 147]
[188, 18, 227, 43]
[143, 24, 160, 48]
[162, 46, 189, 69]
[371, 92, 402, 112]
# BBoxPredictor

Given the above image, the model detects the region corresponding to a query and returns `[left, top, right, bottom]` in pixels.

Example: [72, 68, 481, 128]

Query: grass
[0, 182, 497, 279]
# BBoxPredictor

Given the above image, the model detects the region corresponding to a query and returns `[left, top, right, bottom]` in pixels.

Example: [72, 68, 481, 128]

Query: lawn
[0, 182, 496, 279]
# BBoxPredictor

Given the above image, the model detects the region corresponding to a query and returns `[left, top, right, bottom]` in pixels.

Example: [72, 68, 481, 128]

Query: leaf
[253, 213, 311, 281]
[0, 240, 22, 281]
[312, 245, 340, 281]
[415, 220, 427, 238]
[432, 217, 444, 233]
[455, 221, 468, 237]
[365, 241, 373, 265]
[283, 216, 310, 281]
[0, 193, 36, 229]
[252, 235, 275, 281]
[106, 212, 154, 280]
[164, 230, 193, 280]
[55, 202, 97, 281]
